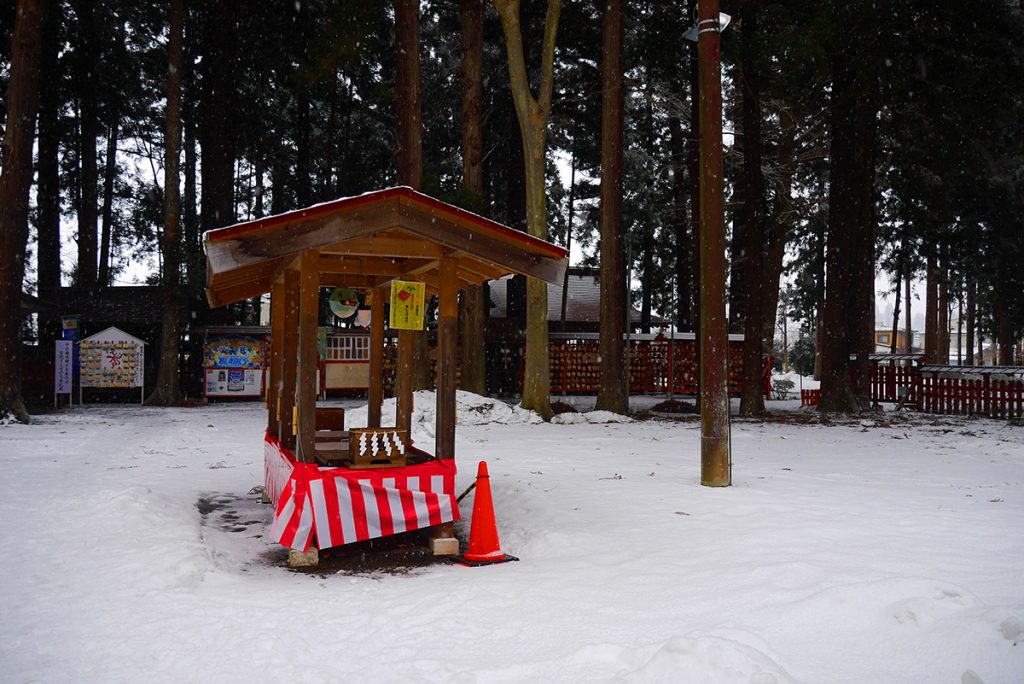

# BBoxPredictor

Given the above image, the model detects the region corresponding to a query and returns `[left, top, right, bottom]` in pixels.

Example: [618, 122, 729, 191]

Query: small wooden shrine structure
[204, 187, 567, 560]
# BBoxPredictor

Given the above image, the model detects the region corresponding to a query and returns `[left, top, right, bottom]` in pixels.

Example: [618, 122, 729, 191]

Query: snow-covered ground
[2, 396, 1022, 683]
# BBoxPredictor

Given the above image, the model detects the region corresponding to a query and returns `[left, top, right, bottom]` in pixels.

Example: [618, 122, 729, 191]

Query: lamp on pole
[687, 1, 731, 486]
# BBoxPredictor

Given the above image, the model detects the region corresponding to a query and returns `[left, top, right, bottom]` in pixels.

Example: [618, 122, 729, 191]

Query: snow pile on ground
[1, 402, 1022, 682]
[552, 409, 634, 425]
[772, 370, 819, 391]
[344, 390, 541, 440]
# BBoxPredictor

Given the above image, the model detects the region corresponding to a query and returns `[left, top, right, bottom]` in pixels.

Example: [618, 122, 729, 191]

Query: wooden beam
[317, 255, 408, 276]
[435, 256, 460, 460]
[238, 205, 399, 260]
[280, 269, 300, 449]
[319, 235, 445, 259]
[455, 256, 507, 281]
[367, 286, 385, 428]
[297, 251, 320, 463]
[395, 204, 568, 284]
[396, 328, 414, 437]
[205, 277, 273, 308]
[268, 279, 284, 435]
[416, 271, 475, 293]
[401, 258, 440, 278]
[318, 273, 392, 289]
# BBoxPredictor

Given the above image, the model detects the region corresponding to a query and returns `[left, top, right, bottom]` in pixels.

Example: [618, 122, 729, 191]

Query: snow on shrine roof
[918, 364, 1024, 378]
[78, 326, 147, 345]
[488, 271, 665, 325]
[203, 187, 568, 308]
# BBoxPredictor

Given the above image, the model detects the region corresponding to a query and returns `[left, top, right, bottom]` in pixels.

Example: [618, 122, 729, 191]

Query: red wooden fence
[913, 367, 1024, 419]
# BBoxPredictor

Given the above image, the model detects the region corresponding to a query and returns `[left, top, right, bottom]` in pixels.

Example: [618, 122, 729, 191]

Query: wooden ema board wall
[546, 338, 746, 395]
[348, 428, 409, 468]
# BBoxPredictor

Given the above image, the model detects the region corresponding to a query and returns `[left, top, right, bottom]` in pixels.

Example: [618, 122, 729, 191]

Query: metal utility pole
[697, 0, 731, 486]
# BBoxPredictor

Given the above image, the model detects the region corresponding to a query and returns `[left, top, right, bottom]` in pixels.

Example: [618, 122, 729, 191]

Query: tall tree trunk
[889, 246, 903, 355]
[956, 285, 962, 365]
[762, 105, 795, 355]
[937, 258, 949, 364]
[688, 34, 701, 377]
[183, 114, 200, 278]
[560, 140, 576, 332]
[393, 0, 430, 391]
[36, 0, 61, 346]
[667, 113, 692, 330]
[394, 0, 424, 191]
[924, 252, 937, 360]
[904, 258, 912, 353]
[640, 222, 653, 334]
[458, 0, 487, 396]
[98, 122, 119, 287]
[688, 29, 704, 342]
[199, 3, 237, 232]
[73, 0, 99, 288]
[147, 0, 184, 406]
[849, 73, 878, 408]
[198, 1, 238, 330]
[0, 0, 44, 423]
[965, 278, 975, 365]
[491, 0, 561, 421]
[819, 53, 863, 413]
[595, 0, 627, 414]
[738, 0, 765, 416]
[813, 204, 825, 380]
[996, 276, 1012, 364]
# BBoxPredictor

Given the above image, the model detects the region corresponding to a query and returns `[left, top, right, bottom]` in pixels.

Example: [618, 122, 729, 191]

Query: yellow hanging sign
[389, 280, 426, 330]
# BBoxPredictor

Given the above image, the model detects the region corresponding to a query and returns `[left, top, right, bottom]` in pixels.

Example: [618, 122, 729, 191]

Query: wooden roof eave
[204, 188, 568, 306]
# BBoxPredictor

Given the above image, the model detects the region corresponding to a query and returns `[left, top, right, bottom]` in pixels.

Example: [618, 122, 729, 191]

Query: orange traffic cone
[459, 461, 517, 566]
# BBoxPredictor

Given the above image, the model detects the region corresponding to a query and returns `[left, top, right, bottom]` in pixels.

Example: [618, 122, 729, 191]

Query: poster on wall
[205, 368, 263, 396]
[389, 280, 425, 330]
[203, 335, 264, 369]
[203, 335, 266, 397]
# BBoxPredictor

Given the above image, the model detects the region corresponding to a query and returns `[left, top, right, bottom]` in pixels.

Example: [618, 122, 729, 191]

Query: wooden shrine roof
[204, 187, 568, 307]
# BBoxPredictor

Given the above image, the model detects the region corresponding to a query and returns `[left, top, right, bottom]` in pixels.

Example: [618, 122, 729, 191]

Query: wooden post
[698, 0, 731, 486]
[396, 328, 414, 437]
[280, 269, 300, 449]
[435, 256, 459, 460]
[367, 285, 385, 428]
[297, 251, 319, 463]
[268, 279, 284, 436]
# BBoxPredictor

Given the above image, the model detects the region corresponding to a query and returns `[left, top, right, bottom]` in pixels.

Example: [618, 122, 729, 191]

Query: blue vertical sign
[62, 315, 80, 379]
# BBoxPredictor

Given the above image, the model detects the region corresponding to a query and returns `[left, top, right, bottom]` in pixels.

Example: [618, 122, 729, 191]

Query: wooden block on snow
[430, 537, 459, 556]
[288, 547, 319, 568]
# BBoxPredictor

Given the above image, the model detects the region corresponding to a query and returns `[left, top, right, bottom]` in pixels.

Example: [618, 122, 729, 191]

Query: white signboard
[55, 340, 72, 395]
[78, 327, 146, 391]
[205, 369, 264, 397]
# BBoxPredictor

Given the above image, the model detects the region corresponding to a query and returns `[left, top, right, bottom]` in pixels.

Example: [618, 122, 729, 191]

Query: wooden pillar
[280, 269, 300, 449]
[367, 285, 385, 428]
[396, 328, 414, 436]
[297, 251, 320, 463]
[268, 279, 284, 436]
[435, 256, 459, 460]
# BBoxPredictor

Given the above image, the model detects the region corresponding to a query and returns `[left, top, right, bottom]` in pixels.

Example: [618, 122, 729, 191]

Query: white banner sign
[54, 340, 72, 394]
